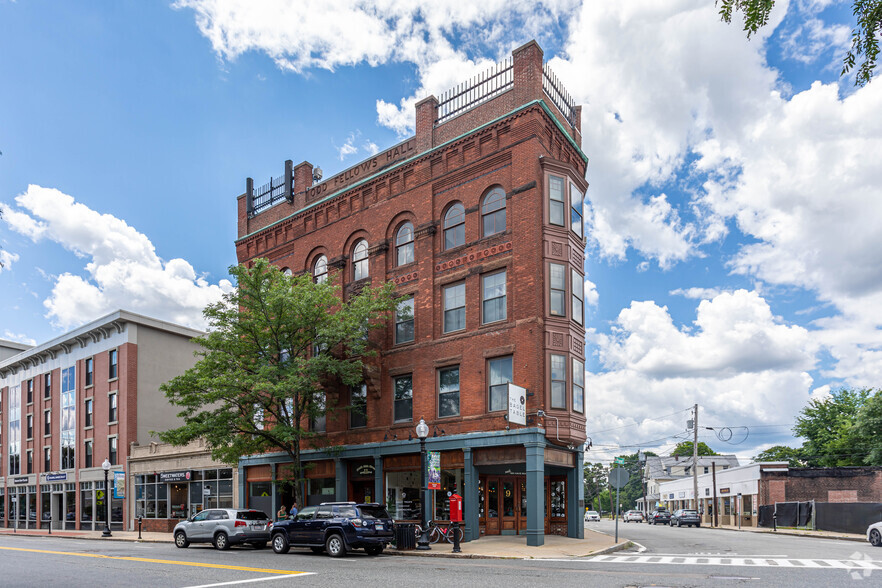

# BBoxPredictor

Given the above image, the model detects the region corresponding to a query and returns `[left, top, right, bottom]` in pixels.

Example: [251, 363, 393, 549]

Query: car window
[315, 506, 333, 520]
[359, 505, 391, 520]
[192, 511, 210, 522]
[237, 510, 268, 520]
[336, 506, 358, 518]
[296, 507, 316, 521]
[208, 510, 225, 521]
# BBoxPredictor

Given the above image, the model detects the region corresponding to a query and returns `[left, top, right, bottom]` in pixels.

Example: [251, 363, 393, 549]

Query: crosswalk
[587, 554, 882, 570]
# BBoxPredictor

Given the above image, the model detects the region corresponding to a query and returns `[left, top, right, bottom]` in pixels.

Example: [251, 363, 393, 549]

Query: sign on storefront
[356, 464, 375, 476]
[46, 473, 67, 481]
[159, 470, 192, 483]
[12, 477, 28, 485]
[507, 383, 527, 426]
[428, 451, 441, 490]
[113, 471, 125, 498]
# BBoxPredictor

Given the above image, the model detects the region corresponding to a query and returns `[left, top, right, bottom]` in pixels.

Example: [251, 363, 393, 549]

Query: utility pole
[692, 403, 699, 511]
[712, 461, 718, 527]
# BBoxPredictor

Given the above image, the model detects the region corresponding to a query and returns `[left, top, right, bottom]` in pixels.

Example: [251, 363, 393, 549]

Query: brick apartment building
[0, 310, 203, 531]
[234, 40, 588, 545]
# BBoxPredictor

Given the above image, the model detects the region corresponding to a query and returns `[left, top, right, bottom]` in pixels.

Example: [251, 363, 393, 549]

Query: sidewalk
[707, 523, 866, 542]
[0, 527, 628, 559]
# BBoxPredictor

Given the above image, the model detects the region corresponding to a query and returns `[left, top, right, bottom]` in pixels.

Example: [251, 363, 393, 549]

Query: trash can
[394, 523, 416, 550]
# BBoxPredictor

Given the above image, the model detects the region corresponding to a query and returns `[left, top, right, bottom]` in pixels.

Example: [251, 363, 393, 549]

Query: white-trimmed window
[572, 269, 584, 325]
[396, 222, 414, 266]
[108, 392, 118, 423]
[108, 349, 118, 380]
[109, 436, 118, 466]
[481, 188, 506, 237]
[310, 394, 326, 433]
[84, 439, 93, 468]
[550, 263, 566, 316]
[85, 358, 94, 387]
[549, 175, 565, 226]
[488, 356, 513, 412]
[570, 182, 584, 237]
[393, 375, 413, 422]
[482, 271, 507, 324]
[550, 354, 566, 409]
[350, 384, 367, 429]
[443, 203, 465, 250]
[313, 255, 328, 283]
[438, 366, 460, 418]
[353, 240, 369, 281]
[61, 367, 75, 470]
[572, 358, 584, 413]
[443, 282, 466, 333]
[395, 296, 415, 344]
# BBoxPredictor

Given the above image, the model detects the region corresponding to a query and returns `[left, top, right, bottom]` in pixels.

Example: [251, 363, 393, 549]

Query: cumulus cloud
[588, 290, 817, 455]
[3, 185, 233, 331]
[0, 249, 19, 273]
[3, 330, 36, 346]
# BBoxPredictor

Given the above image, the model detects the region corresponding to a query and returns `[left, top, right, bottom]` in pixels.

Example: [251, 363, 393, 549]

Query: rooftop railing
[251, 173, 290, 215]
[435, 57, 513, 125]
[542, 63, 577, 127]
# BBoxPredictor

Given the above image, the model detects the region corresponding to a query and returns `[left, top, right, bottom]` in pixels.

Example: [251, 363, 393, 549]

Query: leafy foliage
[752, 444, 805, 467]
[718, 0, 881, 86]
[794, 388, 877, 466]
[158, 258, 400, 504]
[671, 441, 719, 457]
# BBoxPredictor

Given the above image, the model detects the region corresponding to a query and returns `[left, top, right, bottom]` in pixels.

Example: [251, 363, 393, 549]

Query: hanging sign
[507, 383, 527, 426]
[113, 471, 126, 499]
[427, 451, 441, 490]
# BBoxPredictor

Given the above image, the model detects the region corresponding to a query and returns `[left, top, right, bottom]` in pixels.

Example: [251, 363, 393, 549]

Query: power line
[586, 406, 693, 435]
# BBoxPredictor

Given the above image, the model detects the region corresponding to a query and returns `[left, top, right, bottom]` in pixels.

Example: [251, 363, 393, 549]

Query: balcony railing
[435, 57, 513, 125]
[542, 63, 577, 127]
[251, 174, 289, 215]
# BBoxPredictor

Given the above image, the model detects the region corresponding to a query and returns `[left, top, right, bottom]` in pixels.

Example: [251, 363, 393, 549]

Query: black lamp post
[415, 418, 431, 551]
[102, 458, 112, 537]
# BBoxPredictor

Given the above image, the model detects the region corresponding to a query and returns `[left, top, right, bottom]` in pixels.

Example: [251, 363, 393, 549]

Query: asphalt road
[0, 522, 879, 587]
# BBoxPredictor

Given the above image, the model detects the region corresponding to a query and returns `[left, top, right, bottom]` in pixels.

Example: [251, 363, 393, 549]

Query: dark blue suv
[270, 502, 394, 557]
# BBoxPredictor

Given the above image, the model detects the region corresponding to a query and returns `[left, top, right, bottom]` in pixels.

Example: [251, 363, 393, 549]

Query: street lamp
[415, 418, 431, 551]
[102, 458, 112, 537]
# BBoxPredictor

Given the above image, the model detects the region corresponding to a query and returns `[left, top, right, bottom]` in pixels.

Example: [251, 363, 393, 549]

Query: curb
[705, 525, 866, 543]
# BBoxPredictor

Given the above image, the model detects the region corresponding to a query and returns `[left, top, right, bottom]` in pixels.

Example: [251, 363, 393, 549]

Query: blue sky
[2, 1, 880, 462]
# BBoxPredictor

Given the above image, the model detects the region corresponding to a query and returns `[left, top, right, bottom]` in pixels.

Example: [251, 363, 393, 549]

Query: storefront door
[350, 481, 374, 504]
[480, 476, 541, 536]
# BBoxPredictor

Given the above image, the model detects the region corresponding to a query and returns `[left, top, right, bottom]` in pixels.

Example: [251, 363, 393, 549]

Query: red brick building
[0, 310, 203, 531]
[235, 40, 588, 545]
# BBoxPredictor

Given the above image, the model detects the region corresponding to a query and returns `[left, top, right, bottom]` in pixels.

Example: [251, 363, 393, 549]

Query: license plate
[252, 524, 265, 530]
[375, 524, 383, 530]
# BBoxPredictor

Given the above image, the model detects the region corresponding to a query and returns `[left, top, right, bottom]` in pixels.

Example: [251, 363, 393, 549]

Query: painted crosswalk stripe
[575, 555, 882, 570]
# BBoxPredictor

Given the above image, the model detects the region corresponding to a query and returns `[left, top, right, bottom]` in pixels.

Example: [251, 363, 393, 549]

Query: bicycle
[428, 520, 464, 544]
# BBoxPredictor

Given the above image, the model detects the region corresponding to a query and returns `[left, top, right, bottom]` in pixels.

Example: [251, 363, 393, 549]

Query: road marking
[184, 574, 313, 588]
[582, 554, 882, 570]
[0, 545, 309, 575]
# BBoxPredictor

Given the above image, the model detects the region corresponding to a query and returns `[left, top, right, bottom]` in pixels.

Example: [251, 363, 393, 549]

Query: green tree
[752, 445, 805, 467]
[853, 389, 882, 465]
[793, 388, 871, 466]
[718, 0, 881, 86]
[158, 258, 400, 505]
[583, 462, 607, 513]
[671, 441, 719, 457]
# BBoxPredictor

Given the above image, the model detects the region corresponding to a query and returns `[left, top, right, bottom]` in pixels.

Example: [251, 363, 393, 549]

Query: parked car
[584, 510, 601, 522]
[270, 502, 394, 557]
[623, 510, 644, 523]
[670, 509, 701, 527]
[648, 509, 671, 525]
[173, 508, 271, 550]
[867, 521, 882, 547]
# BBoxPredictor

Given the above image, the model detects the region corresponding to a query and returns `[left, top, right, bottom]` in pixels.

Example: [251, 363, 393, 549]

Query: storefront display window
[385, 471, 420, 520]
[307, 478, 335, 507]
[135, 468, 232, 519]
[433, 469, 463, 520]
[550, 480, 566, 519]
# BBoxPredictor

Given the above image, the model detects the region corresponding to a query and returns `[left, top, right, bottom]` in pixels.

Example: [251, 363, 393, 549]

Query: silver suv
[173, 508, 271, 550]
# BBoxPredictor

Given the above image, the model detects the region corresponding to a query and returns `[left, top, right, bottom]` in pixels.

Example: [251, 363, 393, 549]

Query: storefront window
[135, 468, 232, 519]
[550, 480, 566, 519]
[82, 483, 94, 525]
[306, 478, 336, 508]
[385, 471, 420, 520]
[433, 469, 463, 520]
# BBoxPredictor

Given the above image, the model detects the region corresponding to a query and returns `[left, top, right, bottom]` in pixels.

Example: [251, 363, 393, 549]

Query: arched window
[353, 240, 369, 280]
[443, 203, 465, 250]
[396, 222, 414, 266]
[481, 188, 506, 237]
[281, 267, 293, 277]
[313, 255, 328, 284]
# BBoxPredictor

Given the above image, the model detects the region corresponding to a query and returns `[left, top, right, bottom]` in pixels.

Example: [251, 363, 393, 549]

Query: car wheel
[696, 523, 701, 528]
[870, 529, 882, 547]
[325, 533, 346, 558]
[272, 533, 290, 554]
[310, 547, 325, 554]
[174, 531, 190, 548]
[252, 541, 267, 549]
[365, 545, 384, 556]
[214, 531, 230, 551]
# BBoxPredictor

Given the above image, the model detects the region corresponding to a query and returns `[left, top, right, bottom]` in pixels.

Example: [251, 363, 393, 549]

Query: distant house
[637, 454, 740, 514]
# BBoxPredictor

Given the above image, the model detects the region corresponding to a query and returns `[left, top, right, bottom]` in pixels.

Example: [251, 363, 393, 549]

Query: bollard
[773, 514, 777, 532]
[138, 516, 143, 540]
[452, 521, 461, 553]
[48, 514, 52, 535]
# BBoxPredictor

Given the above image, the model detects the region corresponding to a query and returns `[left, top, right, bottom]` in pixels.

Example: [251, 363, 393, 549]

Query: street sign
[615, 457, 625, 465]
[609, 467, 630, 489]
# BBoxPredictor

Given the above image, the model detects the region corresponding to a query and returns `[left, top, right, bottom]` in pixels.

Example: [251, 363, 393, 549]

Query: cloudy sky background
[2, 0, 879, 463]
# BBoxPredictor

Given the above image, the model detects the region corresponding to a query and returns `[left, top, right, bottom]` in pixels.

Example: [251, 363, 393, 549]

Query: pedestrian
[290, 501, 299, 518]
[277, 504, 287, 521]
